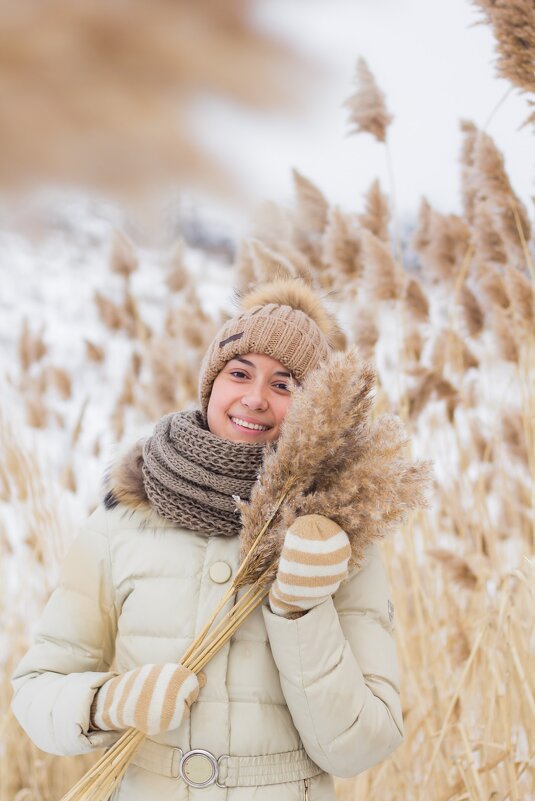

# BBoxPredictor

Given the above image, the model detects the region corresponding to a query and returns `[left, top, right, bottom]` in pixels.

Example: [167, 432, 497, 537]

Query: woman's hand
[269, 514, 351, 617]
[90, 663, 202, 736]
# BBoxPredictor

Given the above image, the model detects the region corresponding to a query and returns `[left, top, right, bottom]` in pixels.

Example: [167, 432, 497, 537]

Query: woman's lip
[228, 416, 272, 434]
[228, 414, 271, 426]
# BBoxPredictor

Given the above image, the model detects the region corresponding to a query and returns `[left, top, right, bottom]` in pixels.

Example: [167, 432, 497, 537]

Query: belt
[130, 739, 323, 789]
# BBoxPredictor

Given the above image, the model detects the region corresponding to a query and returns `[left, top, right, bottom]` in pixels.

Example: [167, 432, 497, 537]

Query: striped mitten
[91, 664, 200, 736]
[269, 514, 351, 617]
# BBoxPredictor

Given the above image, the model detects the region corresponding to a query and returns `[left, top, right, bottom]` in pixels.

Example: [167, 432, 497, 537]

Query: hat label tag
[219, 332, 244, 348]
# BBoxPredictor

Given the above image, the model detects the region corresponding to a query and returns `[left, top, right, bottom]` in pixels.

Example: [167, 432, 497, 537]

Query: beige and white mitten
[91, 663, 200, 736]
[269, 514, 351, 617]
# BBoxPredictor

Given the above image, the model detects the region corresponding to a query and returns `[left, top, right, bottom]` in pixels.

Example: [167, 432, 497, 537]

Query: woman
[12, 278, 403, 800]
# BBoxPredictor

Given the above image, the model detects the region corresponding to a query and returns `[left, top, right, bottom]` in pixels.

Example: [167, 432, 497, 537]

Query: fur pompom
[239, 277, 346, 350]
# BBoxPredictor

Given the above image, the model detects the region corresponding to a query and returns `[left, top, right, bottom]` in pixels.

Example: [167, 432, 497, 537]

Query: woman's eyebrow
[233, 356, 292, 378]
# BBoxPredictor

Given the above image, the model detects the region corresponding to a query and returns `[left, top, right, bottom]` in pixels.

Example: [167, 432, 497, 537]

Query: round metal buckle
[179, 749, 218, 788]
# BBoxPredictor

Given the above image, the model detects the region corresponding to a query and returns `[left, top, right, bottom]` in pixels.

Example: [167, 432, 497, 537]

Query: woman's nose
[241, 384, 268, 411]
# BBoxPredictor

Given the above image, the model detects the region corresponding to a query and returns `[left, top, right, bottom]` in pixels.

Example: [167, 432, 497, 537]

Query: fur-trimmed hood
[103, 439, 152, 517]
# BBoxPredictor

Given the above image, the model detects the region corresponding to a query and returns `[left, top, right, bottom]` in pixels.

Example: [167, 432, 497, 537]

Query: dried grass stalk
[491, 308, 519, 362]
[407, 368, 458, 419]
[471, 0, 535, 94]
[85, 340, 105, 363]
[469, 127, 531, 264]
[18, 320, 47, 371]
[404, 277, 430, 323]
[358, 179, 390, 242]
[504, 266, 534, 331]
[361, 230, 403, 301]
[475, 263, 510, 309]
[352, 306, 379, 359]
[247, 238, 300, 284]
[501, 411, 529, 464]
[427, 548, 479, 591]
[472, 204, 508, 265]
[322, 207, 363, 284]
[431, 329, 479, 373]
[110, 231, 138, 279]
[459, 285, 484, 337]
[0, 0, 306, 194]
[165, 241, 190, 293]
[292, 169, 329, 235]
[411, 204, 470, 282]
[460, 119, 479, 223]
[344, 57, 393, 143]
[94, 292, 125, 331]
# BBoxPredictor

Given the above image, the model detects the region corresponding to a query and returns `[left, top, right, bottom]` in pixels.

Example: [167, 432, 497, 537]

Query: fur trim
[240, 277, 346, 350]
[103, 439, 151, 514]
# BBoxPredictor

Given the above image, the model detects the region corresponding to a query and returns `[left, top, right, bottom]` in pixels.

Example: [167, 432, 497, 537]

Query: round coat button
[209, 561, 232, 584]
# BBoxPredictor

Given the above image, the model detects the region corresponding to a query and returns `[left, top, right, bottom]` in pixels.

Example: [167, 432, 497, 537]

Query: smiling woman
[11, 277, 404, 801]
[206, 353, 296, 443]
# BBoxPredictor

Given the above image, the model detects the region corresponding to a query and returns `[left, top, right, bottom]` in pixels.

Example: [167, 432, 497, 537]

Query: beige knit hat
[198, 277, 346, 413]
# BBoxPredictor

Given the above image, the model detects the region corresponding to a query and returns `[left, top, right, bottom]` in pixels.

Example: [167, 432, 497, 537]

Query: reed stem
[180, 479, 294, 664]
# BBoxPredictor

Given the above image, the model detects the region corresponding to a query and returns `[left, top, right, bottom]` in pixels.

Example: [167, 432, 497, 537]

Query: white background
[193, 0, 533, 230]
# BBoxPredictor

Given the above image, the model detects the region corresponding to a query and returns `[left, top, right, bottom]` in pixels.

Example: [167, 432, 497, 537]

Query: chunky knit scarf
[141, 410, 266, 536]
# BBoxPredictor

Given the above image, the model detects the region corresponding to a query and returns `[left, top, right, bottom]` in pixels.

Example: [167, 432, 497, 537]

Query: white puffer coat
[12, 493, 403, 800]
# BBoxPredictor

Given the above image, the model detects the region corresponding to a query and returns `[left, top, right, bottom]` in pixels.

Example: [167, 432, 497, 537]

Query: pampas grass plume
[247, 238, 297, 284]
[459, 285, 484, 337]
[85, 339, 105, 363]
[322, 207, 363, 284]
[111, 231, 138, 279]
[18, 320, 47, 371]
[361, 230, 403, 301]
[476, 263, 510, 309]
[344, 57, 393, 143]
[166, 241, 190, 293]
[404, 277, 430, 323]
[238, 348, 377, 568]
[238, 348, 431, 583]
[427, 548, 479, 591]
[352, 306, 379, 359]
[292, 169, 329, 235]
[358, 179, 390, 242]
[504, 266, 534, 330]
[472, 0, 535, 94]
[491, 307, 519, 362]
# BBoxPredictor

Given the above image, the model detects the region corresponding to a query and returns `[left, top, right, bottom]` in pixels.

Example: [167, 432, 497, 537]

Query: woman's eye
[228, 370, 290, 391]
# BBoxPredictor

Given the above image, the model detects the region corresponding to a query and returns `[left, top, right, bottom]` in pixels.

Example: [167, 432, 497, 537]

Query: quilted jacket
[12, 494, 403, 800]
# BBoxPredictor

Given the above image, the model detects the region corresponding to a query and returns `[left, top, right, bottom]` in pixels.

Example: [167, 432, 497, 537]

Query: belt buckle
[179, 749, 218, 788]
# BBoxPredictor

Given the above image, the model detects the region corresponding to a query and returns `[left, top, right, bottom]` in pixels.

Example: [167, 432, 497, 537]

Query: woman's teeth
[231, 417, 269, 431]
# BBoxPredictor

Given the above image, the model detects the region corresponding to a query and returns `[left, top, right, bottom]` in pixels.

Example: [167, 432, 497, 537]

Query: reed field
[1, 2, 534, 800]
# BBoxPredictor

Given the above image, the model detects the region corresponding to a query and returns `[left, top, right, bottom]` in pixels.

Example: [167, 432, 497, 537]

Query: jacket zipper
[303, 778, 309, 800]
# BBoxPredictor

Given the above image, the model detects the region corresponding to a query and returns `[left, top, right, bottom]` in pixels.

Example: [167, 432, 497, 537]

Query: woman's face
[207, 352, 295, 444]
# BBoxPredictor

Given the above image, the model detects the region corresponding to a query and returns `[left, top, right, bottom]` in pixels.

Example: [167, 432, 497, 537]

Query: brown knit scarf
[141, 410, 266, 536]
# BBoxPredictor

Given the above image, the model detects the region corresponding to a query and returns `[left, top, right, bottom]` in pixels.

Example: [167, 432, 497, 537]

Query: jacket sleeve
[11, 511, 121, 756]
[262, 540, 403, 778]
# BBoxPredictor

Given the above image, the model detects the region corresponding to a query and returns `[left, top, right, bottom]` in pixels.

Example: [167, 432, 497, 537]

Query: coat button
[209, 561, 232, 584]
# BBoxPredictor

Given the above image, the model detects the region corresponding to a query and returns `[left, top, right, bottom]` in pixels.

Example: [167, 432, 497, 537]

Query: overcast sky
[193, 0, 533, 233]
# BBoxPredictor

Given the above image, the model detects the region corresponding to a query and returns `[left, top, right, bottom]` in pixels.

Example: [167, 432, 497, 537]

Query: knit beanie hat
[198, 277, 345, 414]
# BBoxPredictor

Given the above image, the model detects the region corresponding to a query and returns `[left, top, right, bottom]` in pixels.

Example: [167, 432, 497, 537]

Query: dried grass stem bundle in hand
[236, 347, 432, 589]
